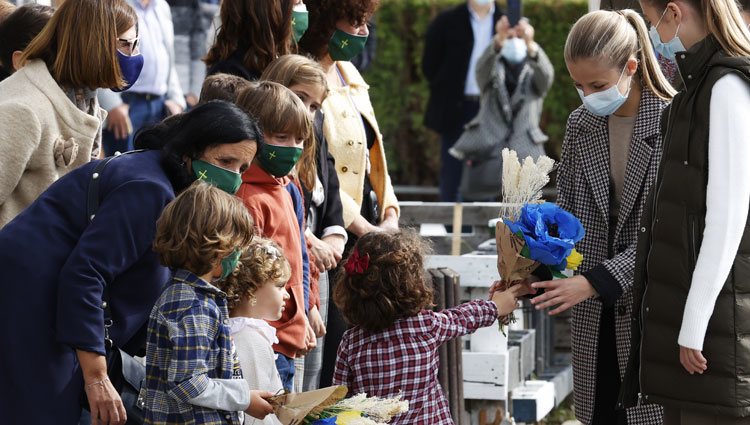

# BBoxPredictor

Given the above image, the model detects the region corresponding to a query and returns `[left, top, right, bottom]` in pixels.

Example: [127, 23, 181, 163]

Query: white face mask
[576, 65, 632, 117]
[501, 38, 528, 64]
[648, 7, 685, 62]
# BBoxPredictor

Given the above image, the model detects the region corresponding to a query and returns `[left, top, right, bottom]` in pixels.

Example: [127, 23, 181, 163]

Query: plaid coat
[558, 90, 666, 425]
[333, 300, 498, 425]
[144, 270, 245, 425]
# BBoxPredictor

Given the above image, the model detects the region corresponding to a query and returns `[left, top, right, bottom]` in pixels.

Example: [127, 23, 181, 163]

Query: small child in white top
[220, 238, 292, 425]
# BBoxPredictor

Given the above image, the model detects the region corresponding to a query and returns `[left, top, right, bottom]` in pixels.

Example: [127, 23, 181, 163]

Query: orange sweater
[238, 163, 306, 358]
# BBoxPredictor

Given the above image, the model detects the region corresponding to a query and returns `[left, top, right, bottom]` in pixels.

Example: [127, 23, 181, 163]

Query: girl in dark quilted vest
[528, 9, 675, 425]
[620, 1, 750, 424]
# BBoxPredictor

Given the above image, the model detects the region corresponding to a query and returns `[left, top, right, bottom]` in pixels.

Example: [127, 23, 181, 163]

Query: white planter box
[511, 380, 555, 423]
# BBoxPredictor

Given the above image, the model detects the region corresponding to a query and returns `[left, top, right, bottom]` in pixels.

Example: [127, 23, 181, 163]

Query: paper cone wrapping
[495, 220, 539, 290]
[270, 386, 348, 425]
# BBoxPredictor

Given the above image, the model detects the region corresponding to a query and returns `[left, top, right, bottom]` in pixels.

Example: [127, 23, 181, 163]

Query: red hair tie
[345, 248, 370, 276]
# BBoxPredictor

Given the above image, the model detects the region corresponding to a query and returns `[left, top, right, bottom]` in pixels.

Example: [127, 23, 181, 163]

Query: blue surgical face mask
[501, 37, 527, 64]
[112, 50, 144, 93]
[576, 65, 631, 117]
[648, 7, 685, 62]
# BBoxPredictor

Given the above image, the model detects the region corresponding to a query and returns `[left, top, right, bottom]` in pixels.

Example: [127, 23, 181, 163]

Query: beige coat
[0, 60, 104, 227]
[321, 61, 399, 227]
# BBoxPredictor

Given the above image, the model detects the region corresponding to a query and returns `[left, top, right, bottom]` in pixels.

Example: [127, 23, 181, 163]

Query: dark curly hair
[333, 230, 433, 332]
[298, 0, 379, 60]
[219, 238, 291, 311]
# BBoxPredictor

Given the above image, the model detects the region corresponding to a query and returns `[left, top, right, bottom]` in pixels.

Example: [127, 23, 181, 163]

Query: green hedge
[365, 0, 588, 187]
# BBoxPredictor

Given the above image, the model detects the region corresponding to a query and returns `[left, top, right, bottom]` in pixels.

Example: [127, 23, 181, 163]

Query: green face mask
[328, 28, 368, 61]
[220, 249, 241, 280]
[257, 144, 303, 178]
[192, 159, 242, 195]
[291, 8, 309, 43]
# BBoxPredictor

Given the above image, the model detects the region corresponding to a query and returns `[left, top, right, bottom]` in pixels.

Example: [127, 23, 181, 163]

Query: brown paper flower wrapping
[495, 219, 539, 291]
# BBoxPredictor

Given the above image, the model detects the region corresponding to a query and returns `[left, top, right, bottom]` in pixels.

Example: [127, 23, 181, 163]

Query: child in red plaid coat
[331, 230, 532, 424]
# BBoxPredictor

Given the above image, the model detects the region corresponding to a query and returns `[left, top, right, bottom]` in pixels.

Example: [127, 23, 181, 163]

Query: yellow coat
[321, 61, 399, 227]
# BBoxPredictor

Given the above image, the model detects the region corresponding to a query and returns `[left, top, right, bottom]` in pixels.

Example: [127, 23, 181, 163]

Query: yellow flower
[336, 411, 363, 424]
[566, 249, 583, 271]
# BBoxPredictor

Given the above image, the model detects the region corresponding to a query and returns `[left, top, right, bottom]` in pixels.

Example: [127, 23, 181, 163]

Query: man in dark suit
[423, 0, 503, 202]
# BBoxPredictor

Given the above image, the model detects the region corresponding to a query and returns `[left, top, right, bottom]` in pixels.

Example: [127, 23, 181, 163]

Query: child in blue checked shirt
[332, 230, 533, 425]
[144, 182, 275, 425]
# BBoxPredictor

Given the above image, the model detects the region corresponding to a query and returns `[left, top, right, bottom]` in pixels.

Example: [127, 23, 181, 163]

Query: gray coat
[450, 42, 553, 161]
[169, 0, 214, 97]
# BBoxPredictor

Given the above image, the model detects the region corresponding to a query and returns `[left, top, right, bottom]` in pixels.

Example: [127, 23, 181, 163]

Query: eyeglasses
[117, 36, 140, 56]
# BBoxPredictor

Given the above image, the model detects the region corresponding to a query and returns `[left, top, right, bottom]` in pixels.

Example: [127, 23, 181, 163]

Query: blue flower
[507, 203, 585, 267]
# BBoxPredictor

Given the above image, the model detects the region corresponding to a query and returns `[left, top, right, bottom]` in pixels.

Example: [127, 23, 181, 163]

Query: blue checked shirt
[144, 269, 248, 425]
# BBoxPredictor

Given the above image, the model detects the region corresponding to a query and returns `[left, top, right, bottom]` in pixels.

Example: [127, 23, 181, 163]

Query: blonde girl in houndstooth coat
[527, 10, 676, 425]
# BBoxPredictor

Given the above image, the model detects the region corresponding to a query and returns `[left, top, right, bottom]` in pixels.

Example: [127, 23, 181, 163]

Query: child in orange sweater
[235, 81, 316, 391]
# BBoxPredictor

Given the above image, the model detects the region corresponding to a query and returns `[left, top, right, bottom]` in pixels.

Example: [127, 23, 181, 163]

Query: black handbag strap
[86, 151, 144, 343]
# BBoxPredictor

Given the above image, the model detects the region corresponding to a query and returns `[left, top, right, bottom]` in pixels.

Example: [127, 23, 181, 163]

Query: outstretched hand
[489, 281, 537, 317]
[530, 275, 597, 315]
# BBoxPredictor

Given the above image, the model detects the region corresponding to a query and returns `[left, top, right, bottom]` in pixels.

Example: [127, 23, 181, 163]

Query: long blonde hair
[565, 9, 676, 100]
[646, 0, 750, 57]
[261, 54, 328, 192]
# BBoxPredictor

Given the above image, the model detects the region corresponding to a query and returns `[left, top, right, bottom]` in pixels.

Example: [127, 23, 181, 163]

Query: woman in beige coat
[299, 0, 400, 388]
[0, 0, 141, 227]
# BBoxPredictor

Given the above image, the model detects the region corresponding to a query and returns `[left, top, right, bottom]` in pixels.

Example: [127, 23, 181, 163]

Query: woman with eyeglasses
[0, 0, 144, 229]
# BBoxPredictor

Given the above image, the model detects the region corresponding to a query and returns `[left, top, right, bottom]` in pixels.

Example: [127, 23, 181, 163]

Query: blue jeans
[303, 271, 329, 391]
[275, 353, 295, 392]
[102, 93, 166, 156]
[439, 99, 480, 202]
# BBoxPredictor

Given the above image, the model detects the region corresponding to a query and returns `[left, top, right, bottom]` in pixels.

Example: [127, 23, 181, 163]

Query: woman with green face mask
[298, 0, 400, 389]
[0, 101, 262, 425]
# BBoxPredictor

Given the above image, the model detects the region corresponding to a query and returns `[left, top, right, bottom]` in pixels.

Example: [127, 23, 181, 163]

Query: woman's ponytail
[622, 9, 677, 99]
[703, 0, 750, 57]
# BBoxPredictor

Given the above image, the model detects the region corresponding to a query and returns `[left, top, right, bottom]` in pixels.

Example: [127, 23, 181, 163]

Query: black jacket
[303, 112, 345, 238]
[422, 3, 502, 134]
[621, 36, 750, 417]
[206, 47, 260, 81]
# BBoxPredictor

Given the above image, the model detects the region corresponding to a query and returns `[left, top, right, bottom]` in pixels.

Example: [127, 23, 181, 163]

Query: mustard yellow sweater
[321, 62, 399, 227]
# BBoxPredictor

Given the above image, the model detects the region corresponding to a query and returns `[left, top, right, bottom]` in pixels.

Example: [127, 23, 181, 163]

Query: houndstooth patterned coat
[557, 90, 666, 425]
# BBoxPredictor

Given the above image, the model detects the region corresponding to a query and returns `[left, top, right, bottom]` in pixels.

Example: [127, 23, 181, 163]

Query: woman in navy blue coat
[0, 101, 262, 425]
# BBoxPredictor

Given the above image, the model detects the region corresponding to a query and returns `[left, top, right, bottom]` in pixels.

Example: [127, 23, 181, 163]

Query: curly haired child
[144, 182, 274, 425]
[219, 238, 292, 425]
[332, 230, 531, 425]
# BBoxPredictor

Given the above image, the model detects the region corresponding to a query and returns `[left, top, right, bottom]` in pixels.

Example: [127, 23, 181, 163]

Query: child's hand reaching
[491, 283, 535, 317]
[246, 390, 275, 419]
[489, 276, 540, 298]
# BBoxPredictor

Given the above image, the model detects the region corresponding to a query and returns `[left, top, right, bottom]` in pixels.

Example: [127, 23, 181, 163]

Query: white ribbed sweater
[678, 73, 750, 350]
